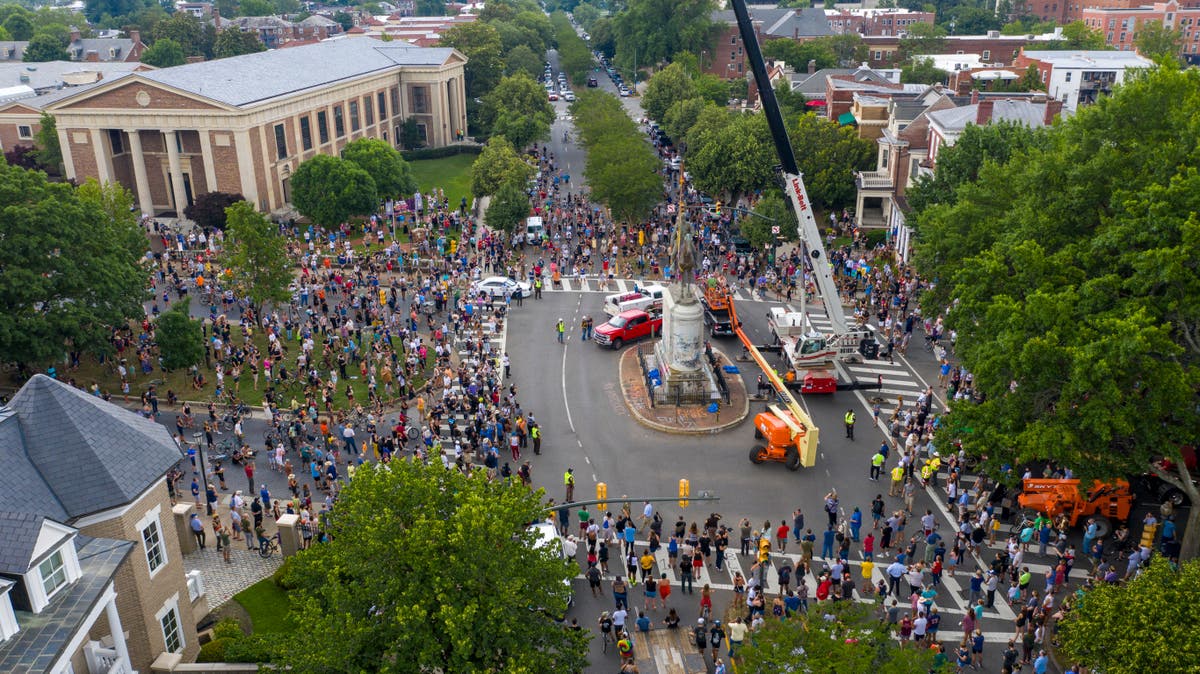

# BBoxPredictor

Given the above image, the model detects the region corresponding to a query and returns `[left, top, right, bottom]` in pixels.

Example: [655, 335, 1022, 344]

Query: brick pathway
[184, 543, 283, 611]
[617, 344, 749, 433]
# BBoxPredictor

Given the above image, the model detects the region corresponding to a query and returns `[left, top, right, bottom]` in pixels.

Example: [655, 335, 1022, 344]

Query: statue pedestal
[649, 283, 720, 405]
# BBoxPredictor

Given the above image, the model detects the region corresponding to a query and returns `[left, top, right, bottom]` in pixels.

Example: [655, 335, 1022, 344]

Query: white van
[528, 521, 575, 614]
[525, 216, 545, 241]
[603, 283, 666, 317]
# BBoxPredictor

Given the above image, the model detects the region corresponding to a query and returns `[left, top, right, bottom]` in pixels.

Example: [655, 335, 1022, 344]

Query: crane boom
[728, 0, 852, 337]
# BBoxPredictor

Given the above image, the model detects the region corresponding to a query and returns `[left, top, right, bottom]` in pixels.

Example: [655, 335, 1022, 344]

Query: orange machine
[1016, 478, 1133, 536]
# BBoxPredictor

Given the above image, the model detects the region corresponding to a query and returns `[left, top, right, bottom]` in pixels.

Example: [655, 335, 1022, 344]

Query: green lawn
[234, 579, 294, 634]
[410, 154, 475, 210]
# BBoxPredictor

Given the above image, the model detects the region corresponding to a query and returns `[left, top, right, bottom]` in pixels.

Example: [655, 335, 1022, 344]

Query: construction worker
[890, 464, 906, 497]
[564, 468, 575, 502]
[556, 318, 565, 344]
[870, 448, 886, 481]
[535, 277, 543, 299]
[844, 409, 856, 440]
[530, 422, 541, 455]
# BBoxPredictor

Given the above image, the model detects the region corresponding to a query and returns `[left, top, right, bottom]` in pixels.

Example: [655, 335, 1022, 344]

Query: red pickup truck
[593, 309, 662, 349]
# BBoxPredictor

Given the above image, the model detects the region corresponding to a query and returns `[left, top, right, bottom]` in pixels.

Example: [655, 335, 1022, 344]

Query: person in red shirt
[776, 521, 790, 552]
[816, 574, 832, 601]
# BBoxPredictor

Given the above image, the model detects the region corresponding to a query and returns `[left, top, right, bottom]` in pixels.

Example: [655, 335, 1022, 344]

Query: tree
[661, 96, 710, 145]
[901, 56, 946, 85]
[481, 73, 555, 150]
[341, 137, 416, 199]
[1018, 63, 1044, 92]
[1055, 20, 1107, 49]
[184, 191, 246, 231]
[141, 37, 186, 67]
[274, 460, 588, 672]
[899, 21, 947, 59]
[942, 5, 1002, 35]
[571, 91, 662, 222]
[238, 0, 275, 15]
[1135, 20, 1184, 63]
[153, 11, 210, 57]
[913, 66, 1200, 560]
[3, 144, 39, 171]
[214, 28, 266, 58]
[907, 121, 1048, 214]
[573, 1, 600, 31]
[739, 602, 935, 673]
[23, 33, 69, 62]
[291, 155, 377, 227]
[0, 169, 146, 368]
[415, 0, 445, 17]
[763, 36, 837, 72]
[640, 61, 697, 122]
[1058, 558, 1200, 673]
[155, 303, 204, 371]
[2, 11, 33, 40]
[687, 111, 776, 203]
[774, 81, 807, 119]
[84, 0, 151, 24]
[788, 112, 875, 210]
[484, 178, 530, 232]
[399, 117, 425, 150]
[331, 11, 354, 30]
[220, 201, 293, 315]
[611, 0, 717, 76]
[440, 21, 504, 100]
[504, 44, 543, 79]
[470, 136, 533, 197]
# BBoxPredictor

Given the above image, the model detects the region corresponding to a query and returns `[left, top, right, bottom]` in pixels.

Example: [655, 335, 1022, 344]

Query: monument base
[648, 339, 722, 406]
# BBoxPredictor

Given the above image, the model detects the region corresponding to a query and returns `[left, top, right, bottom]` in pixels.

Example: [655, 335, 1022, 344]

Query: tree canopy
[214, 28, 266, 58]
[571, 90, 662, 223]
[641, 62, 696, 122]
[481, 73, 555, 151]
[140, 38, 186, 68]
[907, 121, 1049, 214]
[788, 112, 875, 211]
[687, 109, 776, 203]
[275, 460, 588, 673]
[23, 33, 69, 62]
[220, 201, 293, 315]
[156, 303, 204, 371]
[484, 179, 530, 232]
[0, 167, 146, 367]
[471, 136, 534, 198]
[291, 155, 378, 227]
[1135, 20, 1184, 63]
[913, 66, 1200, 560]
[341, 138, 417, 199]
[1058, 558, 1200, 673]
[610, 0, 717, 76]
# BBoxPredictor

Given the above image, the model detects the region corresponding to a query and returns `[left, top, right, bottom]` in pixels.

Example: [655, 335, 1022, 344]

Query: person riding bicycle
[254, 523, 270, 552]
[599, 612, 614, 648]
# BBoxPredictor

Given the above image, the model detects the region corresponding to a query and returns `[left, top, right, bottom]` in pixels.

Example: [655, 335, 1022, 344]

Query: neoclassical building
[44, 38, 467, 216]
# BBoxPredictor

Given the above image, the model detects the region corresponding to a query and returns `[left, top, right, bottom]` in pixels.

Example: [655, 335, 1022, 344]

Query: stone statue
[670, 196, 698, 302]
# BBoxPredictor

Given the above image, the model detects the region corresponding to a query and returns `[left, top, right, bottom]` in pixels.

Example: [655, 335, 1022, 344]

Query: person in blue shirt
[623, 522, 638, 559]
[821, 525, 837, 559]
[1033, 650, 1049, 674]
[636, 611, 651, 632]
[849, 508, 863, 542]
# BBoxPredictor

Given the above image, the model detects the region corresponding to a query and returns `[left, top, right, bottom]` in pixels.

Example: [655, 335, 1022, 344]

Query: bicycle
[263, 427, 283, 446]
[258, 533, 281, 559]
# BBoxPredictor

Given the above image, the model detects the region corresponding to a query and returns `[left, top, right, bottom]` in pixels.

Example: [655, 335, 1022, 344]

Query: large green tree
[907, 121, 1049, 214]
[275, 460, 588, 672]
[661, 96, 711, 145]
[484, 179, 530, 232]
[1052, 20, 1108, 49]
[610, 0, 716, 76]
[470, 136, 533, 198]
[481, 73, 555, 150]
[0, 169, 146, 368]
[571, 91, 662, 223]
[504, 44, 543, 79]
[640, 62, 696, 123]
[440, 21, 504, 101]
[899, 21, 947, 59]
[1135, 20, 1184, 63]
[1058, 558, 1200, 673]
[913, 66, 1200, 560]
[341, 137, 417, 199]
[687, 110, 775, 203]
[291, 155, 378, 227]
[22, 33, 68, 62]
[153, 11, 213, 59]
[33, 112, 61, 174]
[788, 112, 875, 211]
[220, 201, 293, 315]
[140, 37, 186, 68]
[155, 303, 205, 371]
[214, 27, 266, 58]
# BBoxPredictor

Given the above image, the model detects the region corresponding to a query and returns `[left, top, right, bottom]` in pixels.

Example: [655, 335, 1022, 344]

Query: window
[159, 603, 183, 653]
[317, 110, 329, 144]
[364, 96, 374, 125]
[39, 549, 67, 599]
[349, 101, 360, 132]
[1065, 71, 1072, 82]
[334, 105, 345, 137]
[412, 86, 428, 114]
[17, 125, 32, 139]
[731, 35, 737, 44]
[378, 92, 387, 120]
[1120, 31, 1126, 42]
[874, 50, 882, 60]
[108, 129, 124, 154]
[141, 517, 166, 574]
[982, 50, 991, 61]
[300, 116, 312, 151]
[416, 122, 427, 142]
[274, 123, 288, 159]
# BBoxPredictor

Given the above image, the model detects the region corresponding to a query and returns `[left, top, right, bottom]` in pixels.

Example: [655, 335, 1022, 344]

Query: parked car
[587, 76, 598, 87]
[548, 91, 559, 101]
[563, 90, 576, 102]
[594, 309, 662, 349]
[619, 86, 631, 97]
[471, 276, 532, 299]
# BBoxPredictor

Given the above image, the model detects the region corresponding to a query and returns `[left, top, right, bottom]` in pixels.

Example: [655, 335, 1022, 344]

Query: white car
[619, 86, 631, 97]
[563, 90, 576, 102]
[471, 276, 532, 299]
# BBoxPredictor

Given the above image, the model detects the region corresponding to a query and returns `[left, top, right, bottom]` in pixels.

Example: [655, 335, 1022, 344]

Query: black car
[587, 76, 598, 87]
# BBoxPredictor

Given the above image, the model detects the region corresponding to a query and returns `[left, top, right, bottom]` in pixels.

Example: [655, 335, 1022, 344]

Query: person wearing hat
[598, 611, 614, 649]
[556, 318, 566, 344]
[693, 618, 708, 652]
[564, 468, 575, 502]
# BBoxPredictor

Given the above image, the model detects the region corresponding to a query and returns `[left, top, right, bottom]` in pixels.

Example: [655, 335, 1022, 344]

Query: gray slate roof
[0, 61, 145, 94]
[712, 8, 832, 38]
[107, 38, 457, 108]
[0, 512, 49, 575]
[0, 42, 29, 62]
[0, 375, 183, 520]
[0, 535, 133, 673]
[67, 38, 135, 61]
[927, 99, 1052, 132]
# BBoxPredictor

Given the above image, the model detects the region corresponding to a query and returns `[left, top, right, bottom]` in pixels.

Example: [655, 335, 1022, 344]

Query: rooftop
[712, 7, 833, 38]
[1019, 50, 1154, 68]
[0, 61, 146, 94]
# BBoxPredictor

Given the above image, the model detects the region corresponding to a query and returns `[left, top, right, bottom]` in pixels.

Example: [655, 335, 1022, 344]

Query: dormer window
[38, 550, 67, 599]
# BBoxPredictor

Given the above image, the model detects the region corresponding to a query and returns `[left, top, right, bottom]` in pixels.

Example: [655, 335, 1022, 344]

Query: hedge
[401, 144, 482, 161]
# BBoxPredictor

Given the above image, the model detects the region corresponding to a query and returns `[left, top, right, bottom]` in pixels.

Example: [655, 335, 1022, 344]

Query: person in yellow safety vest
[890, 464, 906, 497]
[920, 461, 934, 486]
[556, 318, 565, 344]
[564, 468, 575, 502]
[534, 277, 543, 299]
[531, 423, 541, 455]
[925, 455, 942, 487]
[844, 409, 856, 440]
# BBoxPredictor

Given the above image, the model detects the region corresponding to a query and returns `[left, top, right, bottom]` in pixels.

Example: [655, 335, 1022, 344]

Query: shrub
[401, 144, 482, 161]
[196, 638, 232, 663]
[212, 618, 246, 641]
[273, 555, 298, 590]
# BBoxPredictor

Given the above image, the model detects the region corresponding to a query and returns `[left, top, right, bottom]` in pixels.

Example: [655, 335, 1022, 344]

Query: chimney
[970, 88, 979, 104]
[214, 7, 222, 30]
[808, 59, 817, 75]
[86, 50, 100, 62]
[130, 29, 141, 45]
[1044, 99, 1063, 125]
[976, 99, 994, 125]
[70, 29, 81, 43]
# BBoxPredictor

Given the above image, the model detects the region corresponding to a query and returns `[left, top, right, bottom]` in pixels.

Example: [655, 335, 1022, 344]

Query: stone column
[164, 130, 189, 215]
[197, 130, 218, 196]
[172, 503, 197, 555]
[89, 128, 112, 184]
[438, 82, 450, 146]
[275, 514, 301, 557]
[105, 594, 131, 668]
[57, 126, 76, 180]
[233, 129, 259, 208]
[125, 130, 153, 217]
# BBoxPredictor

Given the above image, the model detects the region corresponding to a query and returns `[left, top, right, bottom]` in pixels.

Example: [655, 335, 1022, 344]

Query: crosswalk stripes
[540, 277, 760, 302]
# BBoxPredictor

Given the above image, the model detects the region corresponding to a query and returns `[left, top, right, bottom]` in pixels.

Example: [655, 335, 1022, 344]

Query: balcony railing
[84, 642, 131, 674]
[856, 171, 893, 190]
[186, 569, 206, 602]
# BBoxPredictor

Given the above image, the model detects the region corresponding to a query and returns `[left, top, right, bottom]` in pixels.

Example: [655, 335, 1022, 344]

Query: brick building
[0, 375, 205, 674]
[860, 29, 1068, 68]
[825, 8, 936, 36]
[1082, 0, 1200, 58]
[704, 7, 832, 78]
[38, 39, 466, 217]
[1014, 48, 1152, 109]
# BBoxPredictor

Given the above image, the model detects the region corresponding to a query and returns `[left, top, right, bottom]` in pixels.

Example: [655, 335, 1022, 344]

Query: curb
[617, 346, 749, 435]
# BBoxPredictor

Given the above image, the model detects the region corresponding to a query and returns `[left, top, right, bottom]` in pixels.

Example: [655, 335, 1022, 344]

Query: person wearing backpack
[709, 620, 726, 662]
[693, 618, 708, 652]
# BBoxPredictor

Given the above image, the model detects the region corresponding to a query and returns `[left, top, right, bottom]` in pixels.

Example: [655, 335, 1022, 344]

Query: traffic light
[715, 201, 723, 216]
[596, 482, 608, 512]
[678, 478, 690, 509]
[758, 535, 771, 564]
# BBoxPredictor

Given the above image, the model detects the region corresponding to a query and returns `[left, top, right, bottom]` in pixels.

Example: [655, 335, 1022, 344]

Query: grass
[234, 579, 294, 634]
[411, 154, 475, 210]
